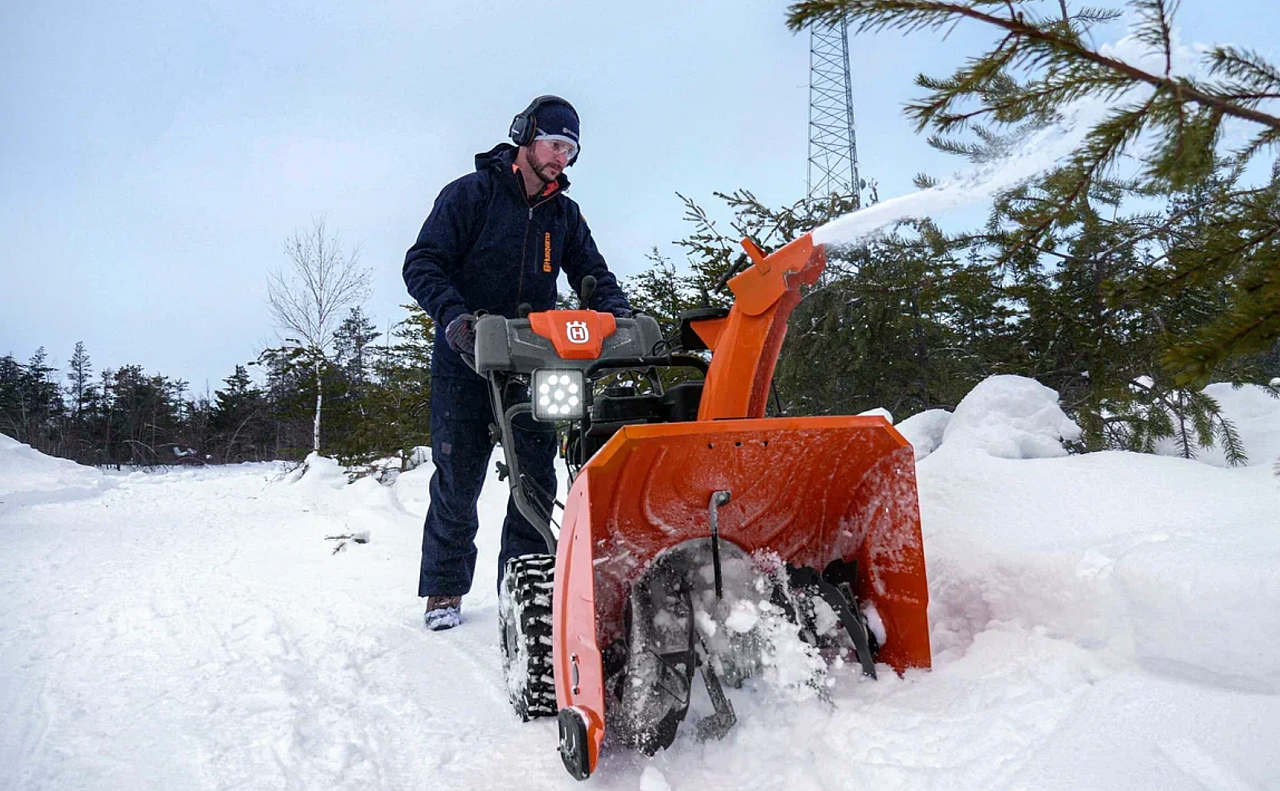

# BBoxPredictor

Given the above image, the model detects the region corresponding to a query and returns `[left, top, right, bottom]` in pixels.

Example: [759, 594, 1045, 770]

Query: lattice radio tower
[807, 16, 862, 206]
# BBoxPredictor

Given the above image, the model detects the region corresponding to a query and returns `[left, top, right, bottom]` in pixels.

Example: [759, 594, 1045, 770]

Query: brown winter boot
[423, 595, 462, 631]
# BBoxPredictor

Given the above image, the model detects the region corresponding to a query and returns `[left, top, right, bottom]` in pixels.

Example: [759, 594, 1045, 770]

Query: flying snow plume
[810, 14, 1238, 250]
[812, 97, 1109, 248]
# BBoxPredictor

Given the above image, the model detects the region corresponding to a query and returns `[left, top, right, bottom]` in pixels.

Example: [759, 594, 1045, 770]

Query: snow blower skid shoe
[462, 232, 930, 781]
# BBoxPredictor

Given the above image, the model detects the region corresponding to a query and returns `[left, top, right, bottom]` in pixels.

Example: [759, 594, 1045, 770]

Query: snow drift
[0, 433, 111, 509]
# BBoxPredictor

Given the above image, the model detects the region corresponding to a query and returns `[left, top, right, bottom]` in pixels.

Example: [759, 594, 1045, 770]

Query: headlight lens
[532, 369, 586, 421]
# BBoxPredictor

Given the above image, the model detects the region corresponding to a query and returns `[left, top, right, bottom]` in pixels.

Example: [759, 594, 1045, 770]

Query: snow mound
[276, 452, 411, 524]
[0, 432, 109, 508]
[281, 452, 349, 489]
[896, 408, 952, 461]
[940, 375, 1081, 459]
[857, 406, 894, 424]
[392, 461, 434, 512]
[404, 445, 431, 471]
[1171, 383, 1280, 467]
[922, 436, 1280, 693]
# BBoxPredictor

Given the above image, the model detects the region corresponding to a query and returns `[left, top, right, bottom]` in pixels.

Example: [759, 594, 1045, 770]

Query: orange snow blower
[467, 233, 930, 781]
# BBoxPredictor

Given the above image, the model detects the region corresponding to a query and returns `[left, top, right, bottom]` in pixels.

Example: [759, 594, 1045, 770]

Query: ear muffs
[509, 95, 580, 165]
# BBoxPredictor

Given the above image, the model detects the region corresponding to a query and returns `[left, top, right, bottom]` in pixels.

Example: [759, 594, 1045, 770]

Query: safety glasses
[539, 138, 579, 162]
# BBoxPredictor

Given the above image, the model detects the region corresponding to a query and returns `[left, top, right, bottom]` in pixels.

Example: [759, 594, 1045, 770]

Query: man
[403, 95, 632, 631]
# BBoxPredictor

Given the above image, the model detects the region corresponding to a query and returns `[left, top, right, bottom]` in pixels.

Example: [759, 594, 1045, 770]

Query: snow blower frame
[466, 233, 931, 781]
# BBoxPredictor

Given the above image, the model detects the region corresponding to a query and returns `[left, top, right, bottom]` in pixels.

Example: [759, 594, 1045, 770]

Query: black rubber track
[499, 554, 557, 720]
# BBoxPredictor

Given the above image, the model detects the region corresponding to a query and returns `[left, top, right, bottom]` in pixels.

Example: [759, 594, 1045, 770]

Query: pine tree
[374, 305, 435, 469]
[211, 365, 267, 462]
[781, 0, 1278, 465]
[101, 365, 184, 466]
[334, 305, 434, 474]
[0, 354, 26, 441]
[64, 342, 98, 462]
[333, 306, 381, 398]
[624, 249, 700, 335]
[255, 346, 323, 461]
[67, 342, 95, 419]
[182, 392, 214, 463]
[15, 348, 66, 453]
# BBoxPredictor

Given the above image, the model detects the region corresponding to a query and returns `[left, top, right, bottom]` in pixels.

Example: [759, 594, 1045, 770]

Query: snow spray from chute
[812, 98, 1110, 249]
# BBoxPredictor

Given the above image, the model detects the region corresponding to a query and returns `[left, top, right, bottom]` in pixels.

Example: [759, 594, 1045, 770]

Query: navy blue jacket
[404, 144, 631, 379]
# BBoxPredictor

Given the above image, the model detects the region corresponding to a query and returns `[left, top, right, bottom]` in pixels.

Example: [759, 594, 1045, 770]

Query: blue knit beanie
[534, 101, 579, 147]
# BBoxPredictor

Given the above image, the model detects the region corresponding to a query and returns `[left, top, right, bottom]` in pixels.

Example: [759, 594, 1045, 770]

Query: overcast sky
[3, 1, 1277, 393]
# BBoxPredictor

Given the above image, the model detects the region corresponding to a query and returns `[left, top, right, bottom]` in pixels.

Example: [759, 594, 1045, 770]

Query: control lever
[579, 275, 597, 310]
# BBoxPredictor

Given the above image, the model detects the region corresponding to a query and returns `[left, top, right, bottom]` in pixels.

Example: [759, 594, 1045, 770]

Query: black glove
[445, 313, 477, 355]
[612, 308, 633, 319]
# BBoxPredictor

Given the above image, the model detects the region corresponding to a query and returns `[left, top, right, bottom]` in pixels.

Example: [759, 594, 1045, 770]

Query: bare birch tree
[267, 217, 370, 453]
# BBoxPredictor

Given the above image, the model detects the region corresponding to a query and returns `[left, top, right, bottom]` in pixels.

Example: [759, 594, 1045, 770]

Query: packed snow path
[3, 378, 1280, 790]
[0, 459, 591, 790]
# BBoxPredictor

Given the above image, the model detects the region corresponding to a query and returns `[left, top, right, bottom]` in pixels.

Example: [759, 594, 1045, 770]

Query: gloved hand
[445, 313, 477, 355]
[612, 308, 633, 319]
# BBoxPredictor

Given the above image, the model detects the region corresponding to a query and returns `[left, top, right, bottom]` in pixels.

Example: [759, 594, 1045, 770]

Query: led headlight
[532, 369, 585, 422]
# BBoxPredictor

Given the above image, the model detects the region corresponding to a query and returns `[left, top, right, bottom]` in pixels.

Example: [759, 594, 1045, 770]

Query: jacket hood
[475, 143, 571, 192]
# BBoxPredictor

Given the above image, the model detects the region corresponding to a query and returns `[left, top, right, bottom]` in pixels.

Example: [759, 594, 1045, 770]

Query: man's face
[528, 139, 575, 182]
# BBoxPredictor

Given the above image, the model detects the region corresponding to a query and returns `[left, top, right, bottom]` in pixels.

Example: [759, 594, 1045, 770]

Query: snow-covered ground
[2, 376, 1278, 790]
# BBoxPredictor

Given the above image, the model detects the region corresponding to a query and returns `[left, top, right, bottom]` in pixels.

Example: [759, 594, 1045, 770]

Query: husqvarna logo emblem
[566, 321, 590, 344]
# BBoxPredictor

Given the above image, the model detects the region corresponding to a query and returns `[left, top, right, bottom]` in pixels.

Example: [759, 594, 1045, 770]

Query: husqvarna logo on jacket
[566, 321, 590, 344]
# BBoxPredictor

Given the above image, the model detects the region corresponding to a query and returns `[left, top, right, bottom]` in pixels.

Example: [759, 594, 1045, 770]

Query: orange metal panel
[553, 417, 931, 775]
[529, 310, 617, 360]
[553, 476, 606, 772]
[688, 316, 726, 352]
[698, 234, 826, 420]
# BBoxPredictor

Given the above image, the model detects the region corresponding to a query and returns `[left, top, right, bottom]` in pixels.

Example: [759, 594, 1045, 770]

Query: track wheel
[498, 553, 557, 720]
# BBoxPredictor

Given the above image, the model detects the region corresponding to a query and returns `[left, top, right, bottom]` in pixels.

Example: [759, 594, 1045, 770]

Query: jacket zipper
[516, 196, 555, 308]
[517, 206, 532, 306]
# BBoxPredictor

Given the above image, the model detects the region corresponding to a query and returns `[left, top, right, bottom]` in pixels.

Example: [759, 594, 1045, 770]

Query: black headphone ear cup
[510, 111, 539, 146]
[511, 113, 531, 146]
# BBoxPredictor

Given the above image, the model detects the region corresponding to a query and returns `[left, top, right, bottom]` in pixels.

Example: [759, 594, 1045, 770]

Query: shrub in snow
[1150, 383, 1280, 468]
[404, 446, 431, 472]
[940, 375, 1081, 459]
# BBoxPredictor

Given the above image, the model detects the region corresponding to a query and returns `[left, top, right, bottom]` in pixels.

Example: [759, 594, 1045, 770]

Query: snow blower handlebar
[465, 305, 667, 556]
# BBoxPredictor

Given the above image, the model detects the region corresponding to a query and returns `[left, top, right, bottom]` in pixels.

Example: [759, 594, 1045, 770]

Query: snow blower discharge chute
[466, 233, 930, 780]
